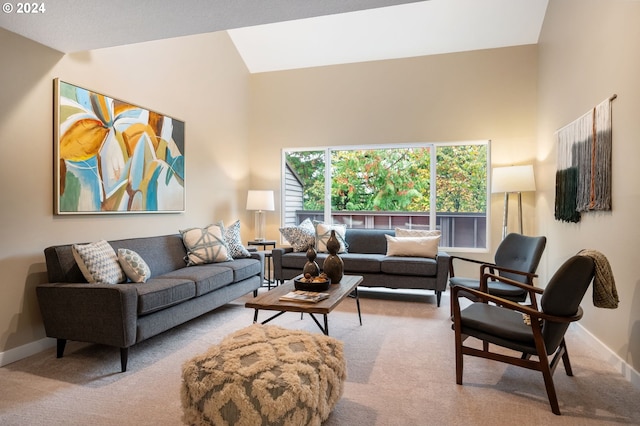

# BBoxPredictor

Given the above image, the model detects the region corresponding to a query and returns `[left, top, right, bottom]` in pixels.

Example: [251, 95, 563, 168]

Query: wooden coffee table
[245, 275, 363, 335]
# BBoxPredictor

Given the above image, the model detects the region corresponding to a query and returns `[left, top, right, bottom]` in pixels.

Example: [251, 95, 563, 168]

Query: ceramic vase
[322, 230, 343, 283]
[302, 247, 320, 277]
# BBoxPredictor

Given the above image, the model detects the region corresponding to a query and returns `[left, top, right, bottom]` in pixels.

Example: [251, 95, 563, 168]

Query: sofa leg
[120, 347, 128, 372]
[56, 339, 67, 358]
[436, 291, 442, 307]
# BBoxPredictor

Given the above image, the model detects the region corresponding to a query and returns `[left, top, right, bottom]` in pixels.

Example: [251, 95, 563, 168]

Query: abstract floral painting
[54, 79, 185, 214]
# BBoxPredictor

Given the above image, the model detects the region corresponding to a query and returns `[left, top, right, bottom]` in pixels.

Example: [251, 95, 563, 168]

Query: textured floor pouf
[181, 324, 346, 426]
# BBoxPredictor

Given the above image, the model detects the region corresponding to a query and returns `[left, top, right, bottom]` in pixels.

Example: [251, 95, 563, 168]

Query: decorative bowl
[294, 277, 331, 292]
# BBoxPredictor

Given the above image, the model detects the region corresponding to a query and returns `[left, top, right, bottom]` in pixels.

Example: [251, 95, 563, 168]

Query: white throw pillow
[279, 218, 315, 252]
[72, 240, 126, 284]
[385, 235, 440, 258]
[395, 228, 441, 238]
[117, 248, 151, 283]
[180, 224, 232, 265]
[314, 221, 348, 253]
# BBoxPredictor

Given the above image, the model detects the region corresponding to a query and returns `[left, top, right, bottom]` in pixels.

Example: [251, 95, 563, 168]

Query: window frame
[281, 141, 491, 252]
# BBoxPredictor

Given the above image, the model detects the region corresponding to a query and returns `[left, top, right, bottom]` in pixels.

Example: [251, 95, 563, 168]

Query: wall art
[555, 95, 615, 223]
[54, 79, 185, 214]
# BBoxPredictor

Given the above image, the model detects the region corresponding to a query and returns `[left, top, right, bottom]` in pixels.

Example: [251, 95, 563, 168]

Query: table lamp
[246, 190, 275, 241]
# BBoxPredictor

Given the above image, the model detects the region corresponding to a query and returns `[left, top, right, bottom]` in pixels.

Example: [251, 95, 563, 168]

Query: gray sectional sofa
[36, 234, 264, 372]
[272, 228, 450, 306]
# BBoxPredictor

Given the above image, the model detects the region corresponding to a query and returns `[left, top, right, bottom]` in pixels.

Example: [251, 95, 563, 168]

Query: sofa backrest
[44, 234, 188, 283]
[344, 229, 394, 254]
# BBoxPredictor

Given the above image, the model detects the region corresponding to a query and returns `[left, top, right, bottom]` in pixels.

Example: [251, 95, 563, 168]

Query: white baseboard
[574, 323, 640, 390]
[0, 337, 56, 368]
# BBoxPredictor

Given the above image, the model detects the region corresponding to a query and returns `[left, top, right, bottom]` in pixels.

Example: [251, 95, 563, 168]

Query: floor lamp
[246, 190, 275, 241]
[492, 165, 536, 240]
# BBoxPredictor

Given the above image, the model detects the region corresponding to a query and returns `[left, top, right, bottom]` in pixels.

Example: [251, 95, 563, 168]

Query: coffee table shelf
[245, 275, 363, 335]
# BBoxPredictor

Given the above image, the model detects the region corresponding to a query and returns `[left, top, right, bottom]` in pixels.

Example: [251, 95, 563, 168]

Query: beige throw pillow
[385, 234, 440, 258]
[395, 228, 441, 238]
[314, 221, 347, 253]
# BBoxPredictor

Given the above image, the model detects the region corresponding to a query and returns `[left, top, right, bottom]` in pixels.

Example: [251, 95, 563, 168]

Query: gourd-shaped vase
[302, 247, 320, 277]
[322, 230, 343, 284]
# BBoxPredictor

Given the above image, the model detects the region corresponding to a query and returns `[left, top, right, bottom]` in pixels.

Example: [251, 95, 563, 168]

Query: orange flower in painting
[59, 119, 109, 161]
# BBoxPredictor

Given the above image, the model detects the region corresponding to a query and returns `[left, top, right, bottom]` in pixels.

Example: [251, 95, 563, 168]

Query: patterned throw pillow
[395, 228, 441, 237]
[313, 221, 348, 253]
[180, 224, 232, 265]
[279, 218, 315, 252]
[72, 240, 126, 284]
[223, 220, 251, 259]
[117, 248, 151, 283]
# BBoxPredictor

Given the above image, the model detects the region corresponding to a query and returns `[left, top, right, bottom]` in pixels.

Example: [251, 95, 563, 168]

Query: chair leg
[559, 340, 573, 376]
[454, 328, 464, 384]
[538, 351, 561, 415]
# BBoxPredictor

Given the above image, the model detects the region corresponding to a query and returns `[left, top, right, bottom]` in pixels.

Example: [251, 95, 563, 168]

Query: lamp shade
[246, 190, 275, 211]
[491, 165, 536, 193]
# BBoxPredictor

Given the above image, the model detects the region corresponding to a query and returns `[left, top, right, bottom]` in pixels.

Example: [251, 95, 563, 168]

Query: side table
[247, 240, 277, 289]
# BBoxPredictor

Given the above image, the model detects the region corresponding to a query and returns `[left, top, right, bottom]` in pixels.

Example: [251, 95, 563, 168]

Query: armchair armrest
[36, 282, 138, 348]
[449, 255, 495, 277]
[271, 247, 293, 282]
[435, 251, 451, 291]
[479, 263, 538, 284]
[451, 281, 583, 324]
[249, 251, 265, 282]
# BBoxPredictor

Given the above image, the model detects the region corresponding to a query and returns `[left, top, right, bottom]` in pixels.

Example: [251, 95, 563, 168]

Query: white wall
[537, 0, 640, 376]
[0, 29, 251, 353]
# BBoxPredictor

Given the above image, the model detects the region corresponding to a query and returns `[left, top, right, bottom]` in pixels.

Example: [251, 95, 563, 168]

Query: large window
[282, 142, 489, 250]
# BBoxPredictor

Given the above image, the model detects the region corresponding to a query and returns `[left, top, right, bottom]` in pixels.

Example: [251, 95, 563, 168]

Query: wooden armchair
[449, 233, 546, 303]
[451, 255, 596, 415]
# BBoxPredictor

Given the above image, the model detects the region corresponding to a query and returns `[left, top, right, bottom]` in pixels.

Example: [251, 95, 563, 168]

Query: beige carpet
[1, 288, 639, 425]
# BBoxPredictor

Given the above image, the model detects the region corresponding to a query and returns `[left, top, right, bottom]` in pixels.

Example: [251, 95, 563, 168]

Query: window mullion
[325, 148, 332, 223]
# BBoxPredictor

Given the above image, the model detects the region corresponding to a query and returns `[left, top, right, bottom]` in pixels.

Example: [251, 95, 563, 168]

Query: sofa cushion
[344, 229, 393, 254]
[340, 253, 384, 273]
[381, 256, 438, 276]
[280, 252, 318, 270]
[109, 235, 187, 277]
[221, 258, 263, 283]
[180, 224, 233, 265]
[135, 278, 196, 315]
[117, 248, 151, 283]
[71, 240, 126, 284]
[158, 265, 234, 297]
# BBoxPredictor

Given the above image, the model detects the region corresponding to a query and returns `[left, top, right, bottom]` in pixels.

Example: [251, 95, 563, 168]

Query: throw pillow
[314, 221, 348, 253]
[385, 234, 440, 258]
[180, 223, 232, 266]
[395, 227, 441, 238]
[72, 240, 126, 284]
[279, 218, 315, 252]
[117, 248, 151, 283]
[223, 220, 251, 259]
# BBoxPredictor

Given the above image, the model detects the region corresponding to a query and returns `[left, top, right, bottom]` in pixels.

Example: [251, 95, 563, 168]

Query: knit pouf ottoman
[181, 324, 346, 426]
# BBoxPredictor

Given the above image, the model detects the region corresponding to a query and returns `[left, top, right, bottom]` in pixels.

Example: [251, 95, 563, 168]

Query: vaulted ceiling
[0, 0, 548, 73]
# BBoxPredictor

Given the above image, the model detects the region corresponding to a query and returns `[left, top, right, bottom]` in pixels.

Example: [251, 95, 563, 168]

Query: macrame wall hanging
[555, 95, 616, 223]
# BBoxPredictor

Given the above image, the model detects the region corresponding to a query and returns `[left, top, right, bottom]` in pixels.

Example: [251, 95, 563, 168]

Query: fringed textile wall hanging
[555, 95, 616, 223]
